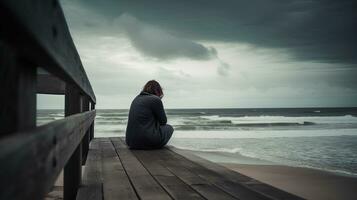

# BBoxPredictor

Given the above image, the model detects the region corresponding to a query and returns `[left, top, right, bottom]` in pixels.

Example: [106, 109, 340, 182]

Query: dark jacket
[125, 92, 168, 149]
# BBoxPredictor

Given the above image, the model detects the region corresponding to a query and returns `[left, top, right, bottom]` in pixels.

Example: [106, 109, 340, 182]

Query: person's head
[142, 80, 164, 98]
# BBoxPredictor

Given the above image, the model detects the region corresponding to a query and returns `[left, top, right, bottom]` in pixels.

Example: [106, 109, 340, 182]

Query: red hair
[142, 80, 163, 97]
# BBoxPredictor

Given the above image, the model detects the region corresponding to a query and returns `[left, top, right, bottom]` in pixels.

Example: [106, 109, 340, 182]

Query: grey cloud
[217, 61, 230, 76]
[56, 0, 357, 108]
[116, 14, 217, 60]
[68, 0, 357, 65]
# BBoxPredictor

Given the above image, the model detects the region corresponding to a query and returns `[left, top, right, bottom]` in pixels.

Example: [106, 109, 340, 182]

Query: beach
[222, 163, 357, 200]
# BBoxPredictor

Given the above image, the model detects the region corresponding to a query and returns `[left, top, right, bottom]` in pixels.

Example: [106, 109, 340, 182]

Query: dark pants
[158, 124, 174, 148]
[127, 124, 174, 149]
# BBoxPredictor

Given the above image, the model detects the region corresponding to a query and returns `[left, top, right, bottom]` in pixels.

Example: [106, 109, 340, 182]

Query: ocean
[37, 107, 357, 176]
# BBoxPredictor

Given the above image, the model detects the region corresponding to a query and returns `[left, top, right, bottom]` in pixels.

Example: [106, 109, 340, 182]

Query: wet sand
[221, 163, 357, 200]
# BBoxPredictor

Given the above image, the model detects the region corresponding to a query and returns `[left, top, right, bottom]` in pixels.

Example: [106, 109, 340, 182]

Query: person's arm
[152, 97, 167, 125]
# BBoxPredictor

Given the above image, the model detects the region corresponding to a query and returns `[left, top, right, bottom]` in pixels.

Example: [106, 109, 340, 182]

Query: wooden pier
[77, 137, 304, 200]
[0, 1, 304, 200]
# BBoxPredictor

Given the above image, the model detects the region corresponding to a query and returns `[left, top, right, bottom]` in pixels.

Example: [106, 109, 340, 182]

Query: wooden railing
[0, 1, 96, 200]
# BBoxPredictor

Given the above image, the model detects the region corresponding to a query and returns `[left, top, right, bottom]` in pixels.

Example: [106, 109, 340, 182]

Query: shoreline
[180, 147, 357, 177]
[221, 163, 357, 200]
[182, 148, 357, 199]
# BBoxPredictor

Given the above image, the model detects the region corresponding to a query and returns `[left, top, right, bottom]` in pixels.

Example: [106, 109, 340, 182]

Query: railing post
[64, 84, 82, 200]
[0, 41, 36, 136]
[90, 103, 95, 140]
[81, 97, 90, 165]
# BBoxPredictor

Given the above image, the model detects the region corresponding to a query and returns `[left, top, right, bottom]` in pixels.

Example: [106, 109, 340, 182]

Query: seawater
[37, 108, 357, 176]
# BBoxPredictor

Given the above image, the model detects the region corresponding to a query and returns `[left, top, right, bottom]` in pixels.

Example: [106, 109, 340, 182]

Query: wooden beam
[37, 74, 65, 95]
[0, 110, 95, 200]
[111, 138, 172, 200]
[90, 103, 95, 140]
[0, 0, 96, 103]
[77, 138, 138, 200]
[82, 97, 90, 165]
[0, 40, 36, 136]
[76, 140, 103, 200]
[64, 84, 83, 200]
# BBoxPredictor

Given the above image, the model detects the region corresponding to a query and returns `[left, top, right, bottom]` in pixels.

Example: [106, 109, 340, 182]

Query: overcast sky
[38, 0, 357, 109]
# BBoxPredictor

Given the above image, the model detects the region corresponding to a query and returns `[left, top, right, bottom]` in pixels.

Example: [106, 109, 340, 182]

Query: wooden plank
[132, 146, 236, 200]
[156, 146, 272, 200]
[64, 84, 83, 200]
[65, 144, 82, 200]
[76, 184, 102, 200]
[0, 110, 95, 200]
[37, 74, 65, 95]
[81, 139, 102, 185]
[170, 147, 254, 183]
[170, 148, 305, 200]
[100, 138, 138, 200]
[0, 0, 96, 103]
[153, 176, 204, 200]
[81, 97, 90, 165]
[131, 149, 204, 200]
[76, 139, 102, 200]
[111, 138, 172, 200]
[158, 160, 237, 200]
[90, 103, 95, 140]
[0, 40, 36, 136]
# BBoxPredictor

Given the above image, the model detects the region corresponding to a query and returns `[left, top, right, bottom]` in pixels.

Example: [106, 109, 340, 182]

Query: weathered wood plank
[76, 184, 102, 200]
[132, 145, 236, 200]
[0, 0, 96, 102]
[157, 147, 272, 200]
[81, 97, 90, 165]
[64, 84, 83, 200]
[154, 176, 205, 200]
[159, 161, 237, 200]
[81, 139, 102, 185]
[37, 74, 65, 95]
[65, 143, 82, 200]
[170, 147, 305, 200]
[169, 147, 253, 183]
[90, 103, 95, 140]
[131, 149, 204, 200]
[0, 110, 95, 200]
[76, 139, 102, 200]
[0, 41, 36, 136]
[101, 138, 138, 200]
[111, 138, 171, 200]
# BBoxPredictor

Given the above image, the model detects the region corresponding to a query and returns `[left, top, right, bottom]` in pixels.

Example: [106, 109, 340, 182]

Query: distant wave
[49, 113, 64, 117]
[196, 115, 357, 125]
[172, 129, 357, 139]
[37, 117, 57, 120]
[96, 116, 127, 120]
[95, 120, 127, 125]
[98, 129, 124, 133]
[174, 122, 315, 130]
[96, 113, 128, 117]
[183, 119, 233, 125]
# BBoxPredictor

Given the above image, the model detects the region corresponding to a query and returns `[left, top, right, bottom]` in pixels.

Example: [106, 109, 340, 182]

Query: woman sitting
[125, 80, 174, 149]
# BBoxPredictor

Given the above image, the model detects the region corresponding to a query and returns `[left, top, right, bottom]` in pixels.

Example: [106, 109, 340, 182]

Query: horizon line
[37, 106, 357, 110]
